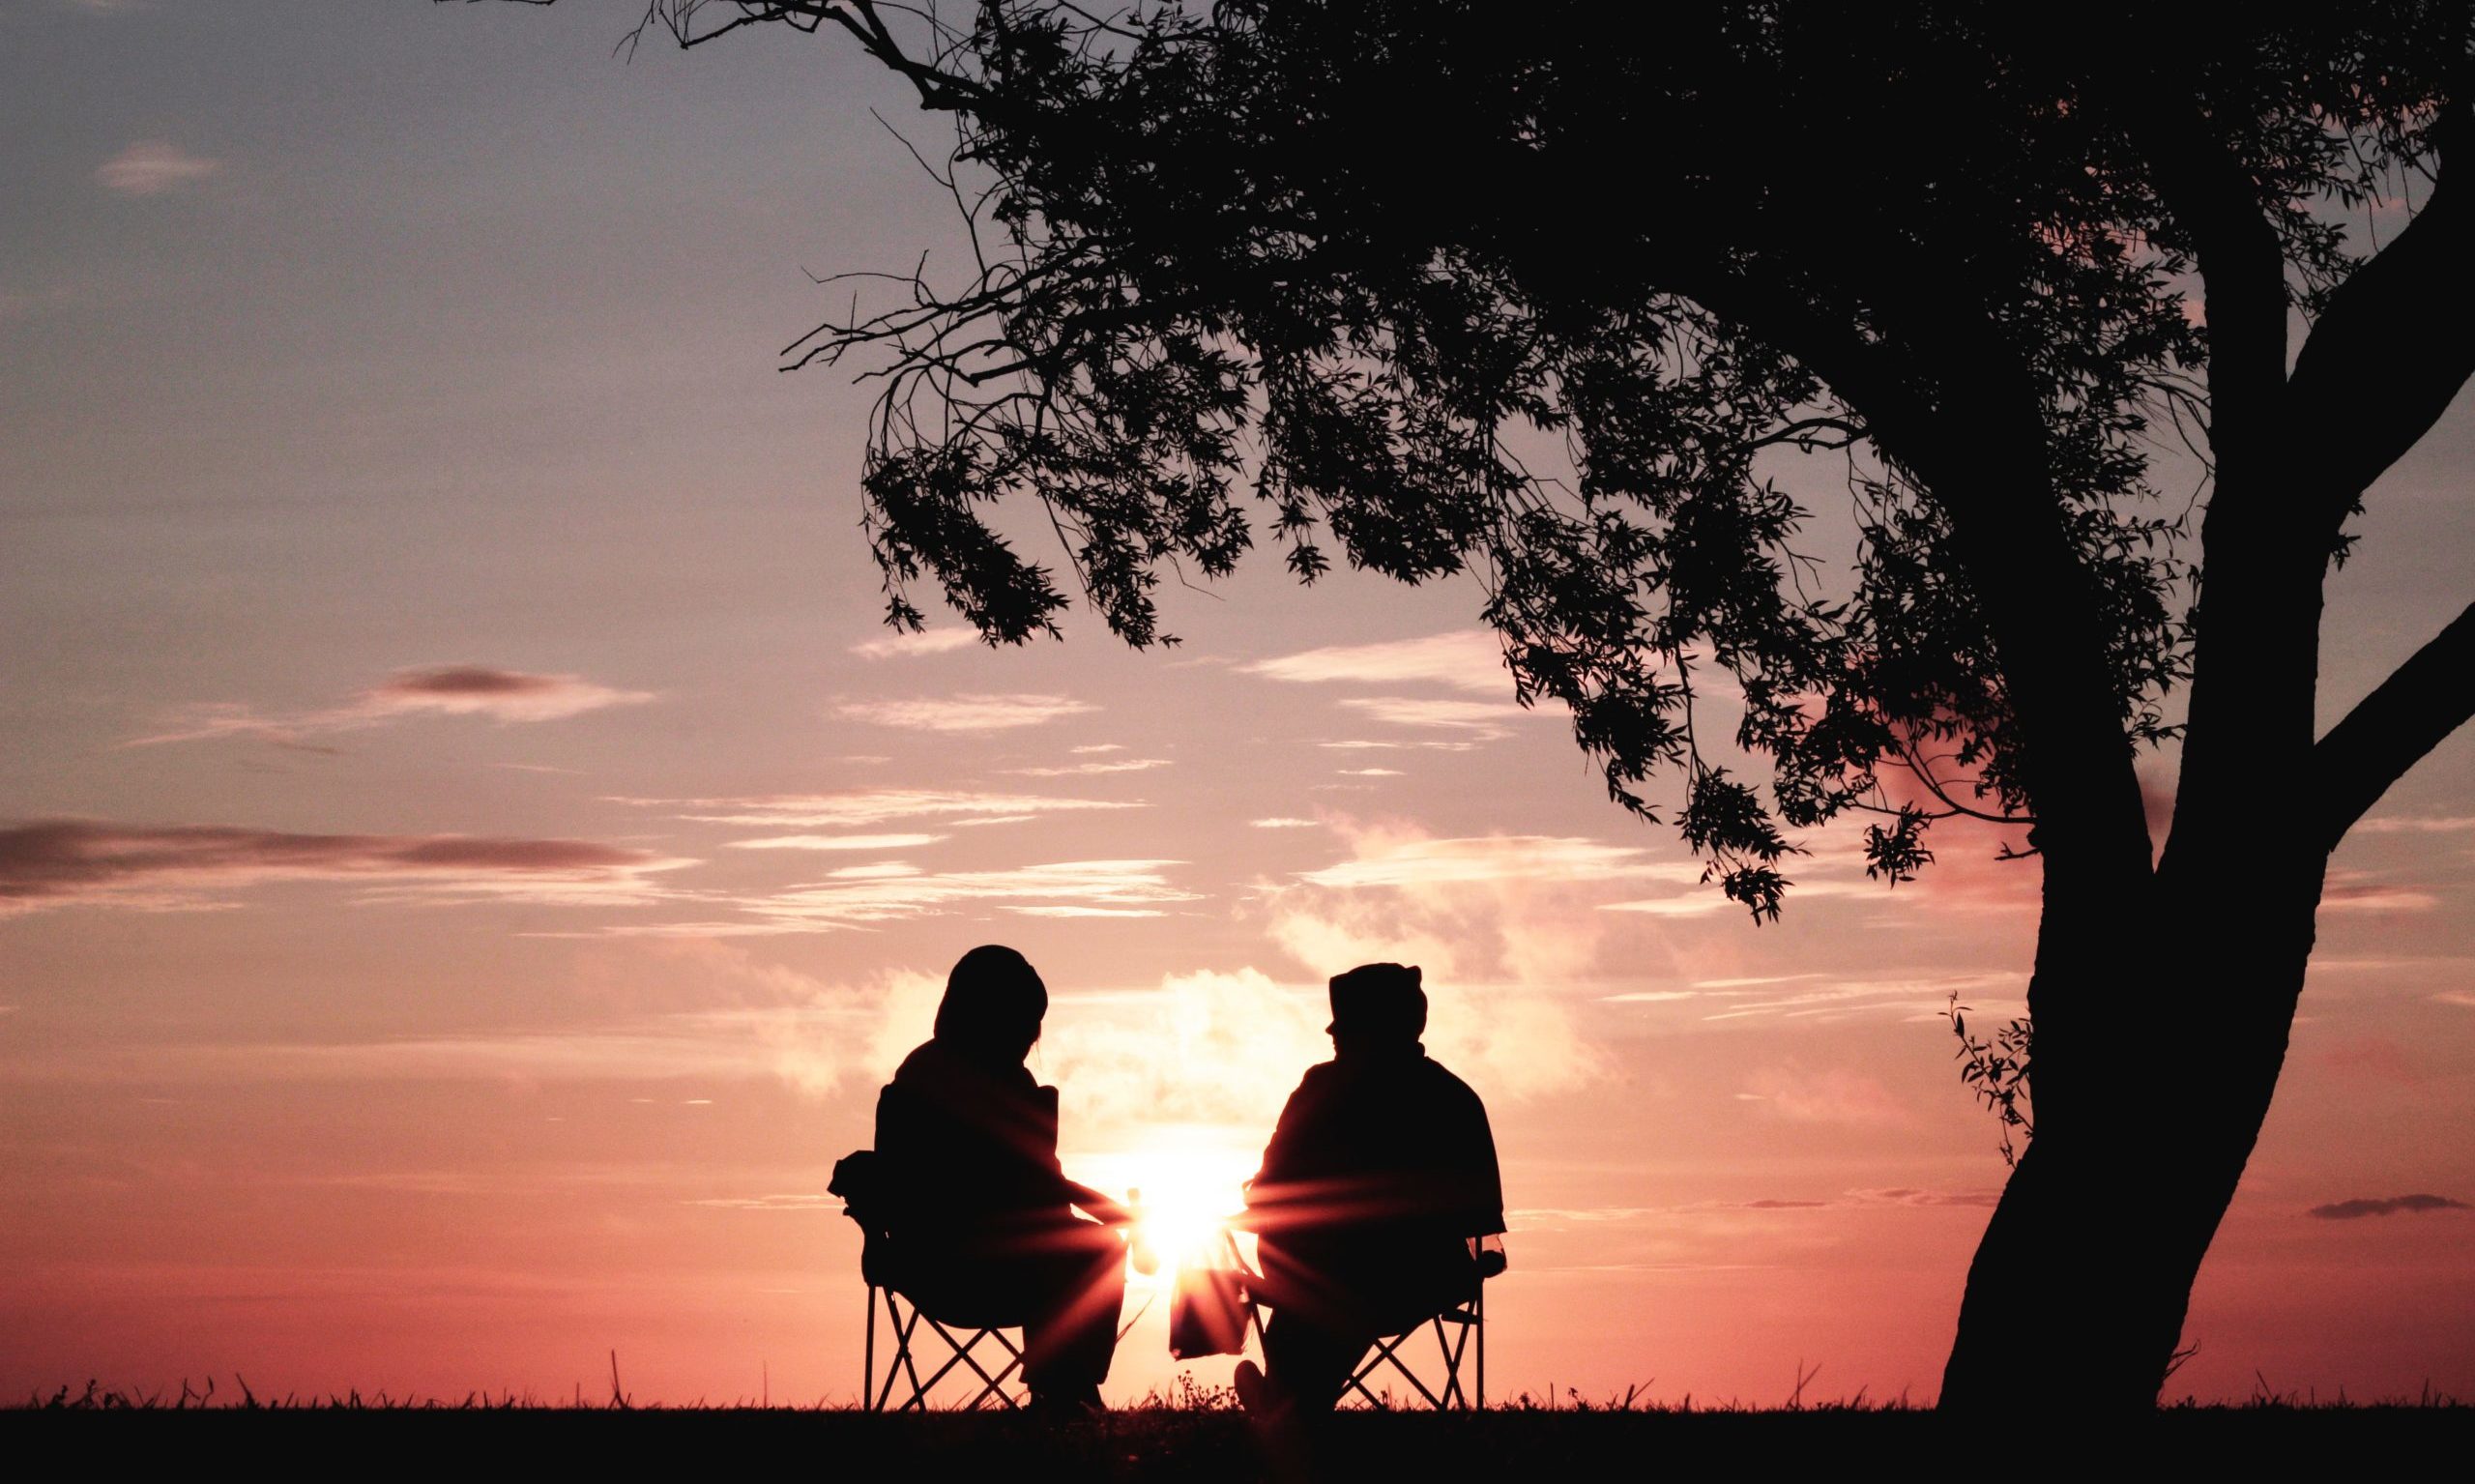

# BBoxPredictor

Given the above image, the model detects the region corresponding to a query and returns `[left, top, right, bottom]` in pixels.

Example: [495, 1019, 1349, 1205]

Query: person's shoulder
[1415, 1054, 1487, 1105]
[1279, 1059, 1342, 1106]
[889, 1039, 942, 1083]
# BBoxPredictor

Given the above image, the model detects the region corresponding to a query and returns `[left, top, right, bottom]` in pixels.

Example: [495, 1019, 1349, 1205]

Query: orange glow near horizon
[2, 3, 2471, 1410]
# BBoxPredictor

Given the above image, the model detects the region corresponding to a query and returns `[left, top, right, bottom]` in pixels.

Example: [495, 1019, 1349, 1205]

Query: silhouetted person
[866, 945, 1130, 1414]
[1235, 963, 1505, 1418]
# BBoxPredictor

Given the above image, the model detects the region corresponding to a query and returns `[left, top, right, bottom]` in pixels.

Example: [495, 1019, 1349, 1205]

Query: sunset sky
[5, 3, 2472, 1408]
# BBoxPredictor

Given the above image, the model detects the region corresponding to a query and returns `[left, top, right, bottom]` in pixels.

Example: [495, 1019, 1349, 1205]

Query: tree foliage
[612, 1, 2469, 923]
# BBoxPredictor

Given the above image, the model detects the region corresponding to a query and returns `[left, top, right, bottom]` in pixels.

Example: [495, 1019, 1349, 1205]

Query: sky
[3, 1, 2472, 1409]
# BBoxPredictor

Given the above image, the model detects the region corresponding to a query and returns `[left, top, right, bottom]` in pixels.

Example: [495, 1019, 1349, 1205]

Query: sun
[1077, 1127, 1259, 1287]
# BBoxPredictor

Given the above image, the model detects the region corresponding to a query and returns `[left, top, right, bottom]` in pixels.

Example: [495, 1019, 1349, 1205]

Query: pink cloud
[630, 789, 1140, 829]
[97, 140, 219, 196]
[846, 628, 982, 659]
[1241, 631, 1509, 694]
[0, 819, 690, 916]
[836, 694, 1093, 732]
[1738, 1065, 1913, 1126]
[129, 665, 651, 746]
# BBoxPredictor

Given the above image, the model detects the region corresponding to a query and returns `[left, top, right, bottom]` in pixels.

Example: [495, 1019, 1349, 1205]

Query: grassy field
[10, 1389, 2469, 1477]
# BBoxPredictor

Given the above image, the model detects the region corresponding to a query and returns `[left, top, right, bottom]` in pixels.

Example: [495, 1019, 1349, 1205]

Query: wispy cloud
[743, 858, 1199, 926]
[2351, 815, 2475, 834]
[1251, 818, 1321, 829]
[1242, 631, 1507, 694]
[1295, 833, 1677, 890]
[847, 627, 984, 659]
[130, 665, 652, 747]
[2320, 872, 2440, 913]
[1691, 970, 2024, 1024]
[724, 833, 945, 852]
[1737, 1065, 1911, 1125]
[1338, 697, 1530, 731]
[0, 819, 691, 917]
[2307, 1194, 2469, 1220]
[1005, 758, 1172, 777]
[96, 140, 219, 196]
[836, 694, 1093, 732]
[631, 789, 1139, 829]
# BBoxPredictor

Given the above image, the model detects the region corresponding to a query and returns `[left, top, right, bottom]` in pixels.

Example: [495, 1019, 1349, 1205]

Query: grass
[11, 1377, 2468, 1478]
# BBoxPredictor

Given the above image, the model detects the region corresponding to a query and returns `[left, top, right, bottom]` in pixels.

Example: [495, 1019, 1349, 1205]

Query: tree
[592, 0, 2475, 1408]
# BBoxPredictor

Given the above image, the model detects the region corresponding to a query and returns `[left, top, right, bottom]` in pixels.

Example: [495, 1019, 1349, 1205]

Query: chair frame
[1221, 1230, 1490, 1411]
[1341, 1279, 1484, 1410]
[861, 1283, 1027, 1412]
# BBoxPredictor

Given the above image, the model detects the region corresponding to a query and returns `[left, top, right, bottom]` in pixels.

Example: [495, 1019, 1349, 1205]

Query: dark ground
[7, 1405, 2469, 1478]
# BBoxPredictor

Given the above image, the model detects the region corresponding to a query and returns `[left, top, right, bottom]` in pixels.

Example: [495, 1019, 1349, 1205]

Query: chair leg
[1435, 1316, 1471, 1410]
[891, 1299, 932, 1411]
[918, 1313, 1021, 1411]
[863, 1285, 878, 1411]
[1348, 1329, 1445, 1411]
[1474, 1283, 1485, 1410]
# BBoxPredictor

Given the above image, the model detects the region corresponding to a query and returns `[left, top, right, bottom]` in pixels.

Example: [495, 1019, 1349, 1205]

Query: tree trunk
[1938, 849, 2326, 1411]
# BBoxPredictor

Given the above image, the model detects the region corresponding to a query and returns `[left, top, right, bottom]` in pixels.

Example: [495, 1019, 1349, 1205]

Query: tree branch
[2315, 599, 2475, 852]
[2284, 89, 2475, 534]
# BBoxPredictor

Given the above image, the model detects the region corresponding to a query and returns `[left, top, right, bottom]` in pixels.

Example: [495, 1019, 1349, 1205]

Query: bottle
[1128, 1186, 1159, 1275]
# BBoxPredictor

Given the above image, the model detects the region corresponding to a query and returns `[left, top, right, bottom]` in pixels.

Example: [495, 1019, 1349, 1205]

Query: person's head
[1326, 962, 1426, 1057]
[934, 945, 1049, 1067]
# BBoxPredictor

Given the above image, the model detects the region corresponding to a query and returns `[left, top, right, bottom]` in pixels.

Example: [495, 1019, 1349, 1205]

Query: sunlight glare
[1075, 1128, 1259, 1288]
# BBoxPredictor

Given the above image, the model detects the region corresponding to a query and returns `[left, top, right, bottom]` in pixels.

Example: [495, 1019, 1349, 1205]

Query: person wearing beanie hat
[1235, 963, 1506, 1419]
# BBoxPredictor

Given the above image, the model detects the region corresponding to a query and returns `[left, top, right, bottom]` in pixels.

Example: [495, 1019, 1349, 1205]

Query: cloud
[130, 665, 651, 746]
[2319, 880, 2441, 913]
[742, 858, 1199, 927]
[2307, 1194, 2469, 1220]
[1271, 826, 1679, 988]
[1336, 767, 1403, 777]
[632, 789, 1140, 829]
[1005, 758, 1173, 777]
[96, 140, 220, 195]
[1737, 1065, 1911, 1125]
[0, 819, 691, 917]
[847, 628, 982, 659]
[2351, 815, 2475, 834]
[1295, 832, 1678, 891]
[1256, 824, 1652, 1094]
[1692, 970, 2024, 1024]
[836, 694, 1094, 732]
[1071, 743, 1124, 754]
[1338, 697, 1531, 732]
[724, 833, 945, 852]
[1844, 1187, 2001, 1208]
[362, 666, 648, 721]
[1251, 818, 1321, 829]
[1242, 631, 1508, 694]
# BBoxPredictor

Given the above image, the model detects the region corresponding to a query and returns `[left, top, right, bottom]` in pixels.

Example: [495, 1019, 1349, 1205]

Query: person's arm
[1236, 1075, 1317, 1233]
[1064, 1179, 1133, 1228]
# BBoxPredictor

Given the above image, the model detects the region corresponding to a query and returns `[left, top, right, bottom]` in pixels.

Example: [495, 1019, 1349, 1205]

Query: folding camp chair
[834, 1146, 1029, 1411]
[861, 1280, 1026, 1412]
[1223, 1230, 1502, 1411]
[1342, 1273, 1487, 1411]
